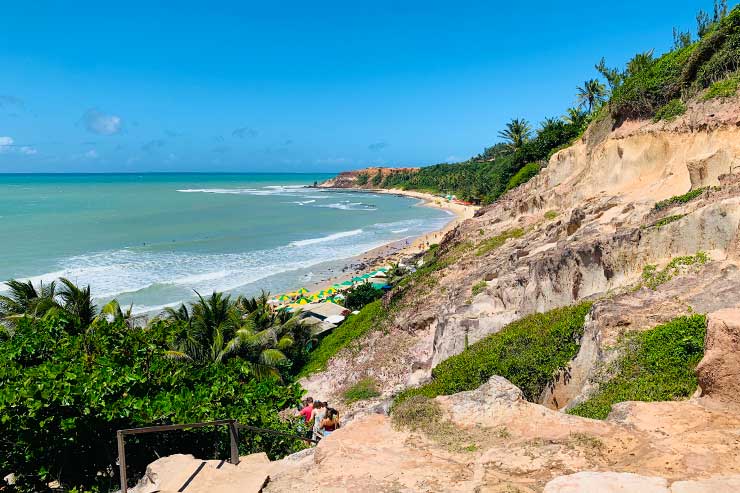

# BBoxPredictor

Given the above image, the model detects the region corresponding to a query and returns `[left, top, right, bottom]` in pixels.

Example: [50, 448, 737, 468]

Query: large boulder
[696, 308, 740, 406]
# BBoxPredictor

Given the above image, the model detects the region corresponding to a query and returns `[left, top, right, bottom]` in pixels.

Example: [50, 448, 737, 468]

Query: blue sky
[0, 0, 731, 173]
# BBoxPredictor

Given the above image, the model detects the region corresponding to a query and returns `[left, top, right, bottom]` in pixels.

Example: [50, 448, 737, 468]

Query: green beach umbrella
[352, 276, 364, 283]
[340, 280, 354, 287]
[277, 294, 291, 302]
[297, 287, 309, 295]
[297, 298, 310, 305]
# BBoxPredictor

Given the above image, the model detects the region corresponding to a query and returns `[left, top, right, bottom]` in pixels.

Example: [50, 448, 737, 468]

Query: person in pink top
[298, 397, 314, 424]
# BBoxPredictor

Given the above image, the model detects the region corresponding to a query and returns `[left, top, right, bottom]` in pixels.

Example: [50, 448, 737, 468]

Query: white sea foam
[317, 201, 377, 211]
[391, 228, 410, 233]
[289, 229, 363, 247]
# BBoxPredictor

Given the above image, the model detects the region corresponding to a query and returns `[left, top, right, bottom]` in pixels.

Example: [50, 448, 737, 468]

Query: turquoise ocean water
[0, 173, 451, 313]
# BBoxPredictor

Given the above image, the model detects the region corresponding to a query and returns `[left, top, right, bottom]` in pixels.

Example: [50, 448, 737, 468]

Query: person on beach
[310, 401, 327, 442]
[320, 407, 340, 437]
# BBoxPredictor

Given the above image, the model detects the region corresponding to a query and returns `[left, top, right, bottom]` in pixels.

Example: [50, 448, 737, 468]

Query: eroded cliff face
[302, 95, 740, 412]
[317, 166, 420, 189]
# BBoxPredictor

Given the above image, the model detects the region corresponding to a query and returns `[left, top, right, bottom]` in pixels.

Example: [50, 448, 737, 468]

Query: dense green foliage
[654, 187, 707, 210]
[506, 162, 540, 191]
[343, 377, 381, 403]
[355, 173, 369, 186]
[703, 72, 740, 99]
[344, 282, 383, 311]
[611, 5, 740, 121]
[394, 303, 592, 404]
[568, 315, 706, 419]
[0, 314, 305, 492]
[653, 98, 687, 121]
[381, 117, 582, 204]
[298, 300, 386, 377]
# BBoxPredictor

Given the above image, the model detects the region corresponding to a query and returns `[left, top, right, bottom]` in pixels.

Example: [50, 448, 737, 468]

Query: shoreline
[304, 187, 479, 293]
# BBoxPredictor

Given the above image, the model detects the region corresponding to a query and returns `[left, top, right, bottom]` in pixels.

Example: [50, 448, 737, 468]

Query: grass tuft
[343, 377, 381, 403]
[654, 187, 707, 211]
[476, 228, 524, 256]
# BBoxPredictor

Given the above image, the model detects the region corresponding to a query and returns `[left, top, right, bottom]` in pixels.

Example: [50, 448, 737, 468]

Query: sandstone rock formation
[302, 96, 740, 411]
[266, 376, 740, 491]
[697, 308, 740, 406]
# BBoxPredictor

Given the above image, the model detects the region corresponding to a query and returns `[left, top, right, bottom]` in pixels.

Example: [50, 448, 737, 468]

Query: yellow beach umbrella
[325, 287, 337, 295]
[297, 298, 310, 305]
[297, 287, 309, 295]
[277, 294, 291, 302]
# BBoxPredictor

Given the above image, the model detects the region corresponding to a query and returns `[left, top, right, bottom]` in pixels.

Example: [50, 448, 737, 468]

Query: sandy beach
[305, 188, 479, 292]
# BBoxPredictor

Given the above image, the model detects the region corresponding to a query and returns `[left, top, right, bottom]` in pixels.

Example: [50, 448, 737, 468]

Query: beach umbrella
[340, 280, 354, 287]
[360, 273, 372, 279]
[297, 287, 309, 295]
[309, 294, 321, 302]
[277, 294, 291, 302]
[325, 287, 337, 294]
[297, 297, 310, 305]
[287, 291, 299, 298]
[334, 293, 345, 300]
[378, 267, 390, 272]
[352, 276, 364, 283]
[372, 283, 391, 290]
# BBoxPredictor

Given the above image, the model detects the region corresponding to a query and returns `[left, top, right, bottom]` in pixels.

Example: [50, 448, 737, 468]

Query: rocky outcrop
[697, 308, 740, 406]
[130, 453, 270, 493]
[266, 376, 740, 491]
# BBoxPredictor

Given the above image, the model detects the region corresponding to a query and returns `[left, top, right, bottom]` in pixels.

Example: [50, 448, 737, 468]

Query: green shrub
[356, 173, 369, 186]
[394, 302, 592, 404]
[371, 171, 383, 187]
[641, 252, 709, 290]
[654, 187, 707, 210]
[653, 98, 687, 122]
[0, 315, 305, 492]
[544, 210, 559, 220]
[648, 214, 686, 229]
[703, 73, 740, 99]
[298, 300, 385, 377]
[505, 162, 540, 191]
[344, 377, 381, 403]
[344, 282, 383, 311]
[568, 315, 706, 419]
[611, 45, 696, 120]
[476, 228, 524, 256]
[471, 280, 488, 296]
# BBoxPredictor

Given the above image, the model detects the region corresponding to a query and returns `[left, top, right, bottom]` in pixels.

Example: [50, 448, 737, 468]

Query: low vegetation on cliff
[568, 315, 707, 419]
[394, 303, 593, 405]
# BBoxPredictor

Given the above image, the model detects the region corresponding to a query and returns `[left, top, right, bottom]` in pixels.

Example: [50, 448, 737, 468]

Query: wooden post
[228, 421, 240, 465]
[117, 431, 127, 493]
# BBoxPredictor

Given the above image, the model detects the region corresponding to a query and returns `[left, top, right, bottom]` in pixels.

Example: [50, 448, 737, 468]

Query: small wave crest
[289, 229, 363, 247]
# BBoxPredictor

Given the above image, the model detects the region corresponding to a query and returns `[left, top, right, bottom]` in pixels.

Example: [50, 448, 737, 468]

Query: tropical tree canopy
[576, 79, 607, 113]
[497, 118, 532, 151]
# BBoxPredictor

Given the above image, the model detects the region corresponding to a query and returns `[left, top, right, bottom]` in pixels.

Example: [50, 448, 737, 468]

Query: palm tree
[626, 49, 655, 77]
[58, 278, 96, 330]
[498, 118, 532, 151]
[576, 79, 607, 113]
[162, 291, 302, 379]
[0, 279, 58, 329]
[564, 107, 589, 128]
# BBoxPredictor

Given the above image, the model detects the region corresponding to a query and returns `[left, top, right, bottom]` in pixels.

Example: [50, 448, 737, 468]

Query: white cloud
[85, 149, 99, 159]
[0, 136, 37, 156]
[82, 109, 122, 135]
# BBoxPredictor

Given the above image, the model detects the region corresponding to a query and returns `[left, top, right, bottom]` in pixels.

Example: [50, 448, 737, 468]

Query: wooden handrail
[116, 419, 316, 493]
